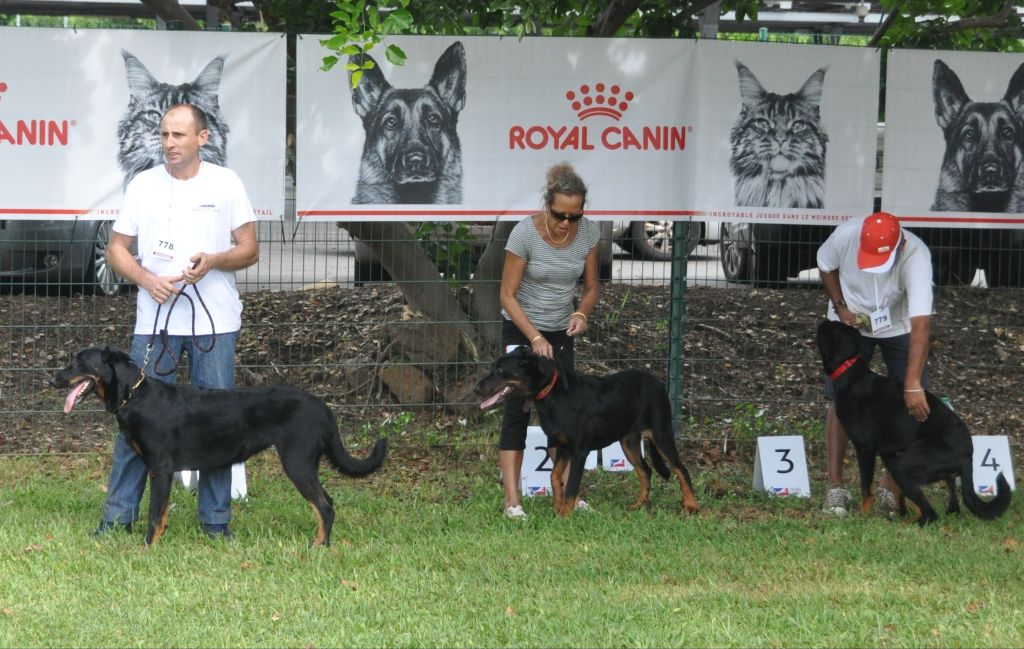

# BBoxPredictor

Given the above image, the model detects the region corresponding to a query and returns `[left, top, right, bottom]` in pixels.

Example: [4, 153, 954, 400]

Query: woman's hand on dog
[531, 336, 554, 359]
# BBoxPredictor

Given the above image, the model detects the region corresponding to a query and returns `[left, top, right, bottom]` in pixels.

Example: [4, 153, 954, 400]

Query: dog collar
[829, 355, 859, 380]
[535, 368, 558, 400]
[118, 370, 146, 410]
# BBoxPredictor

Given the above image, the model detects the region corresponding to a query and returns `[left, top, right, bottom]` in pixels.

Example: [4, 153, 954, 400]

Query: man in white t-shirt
[93, 103, 258, 540]
[816, 211, 934, 517]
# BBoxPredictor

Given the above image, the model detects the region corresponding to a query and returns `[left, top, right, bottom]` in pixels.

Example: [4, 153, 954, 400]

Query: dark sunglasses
[549, 209, 584, 223]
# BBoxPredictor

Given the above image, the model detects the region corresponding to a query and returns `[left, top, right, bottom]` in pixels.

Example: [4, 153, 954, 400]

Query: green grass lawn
[0, 440, 1021, 648]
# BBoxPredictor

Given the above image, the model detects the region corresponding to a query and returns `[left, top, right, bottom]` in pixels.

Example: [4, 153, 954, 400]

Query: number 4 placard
[753, 435, 811, 498]
[972, 436, 1016, 495]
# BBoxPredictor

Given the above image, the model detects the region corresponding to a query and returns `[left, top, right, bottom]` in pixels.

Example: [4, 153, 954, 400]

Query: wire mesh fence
[2, 219, 1023, 456]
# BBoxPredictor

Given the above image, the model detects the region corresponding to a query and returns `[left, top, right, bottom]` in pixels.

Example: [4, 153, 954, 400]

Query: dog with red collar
[816, 319, 1010, 525]
[475, 346, 699, 517]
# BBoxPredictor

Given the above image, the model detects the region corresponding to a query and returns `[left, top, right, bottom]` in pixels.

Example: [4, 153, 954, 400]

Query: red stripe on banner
[897, 215, 1024, 225]
[0, 208, 91, 215]
[297, 209, 705, 218]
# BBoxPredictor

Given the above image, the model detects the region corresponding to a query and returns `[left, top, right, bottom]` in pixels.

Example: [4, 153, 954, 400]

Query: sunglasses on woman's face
[549, 210, 584, 223]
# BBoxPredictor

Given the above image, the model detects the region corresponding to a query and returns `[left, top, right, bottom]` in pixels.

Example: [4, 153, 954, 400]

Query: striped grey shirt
[501, 216, 601, 331]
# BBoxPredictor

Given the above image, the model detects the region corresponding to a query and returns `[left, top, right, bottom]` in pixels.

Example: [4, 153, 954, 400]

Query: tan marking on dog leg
[551, 454, 569, 514]
[860, 494, 874, 516]
[149, 502, 171, 546]
[620, 437, 650, 510]
[310, 502, 327, 546]
[672, 468, 700, 514]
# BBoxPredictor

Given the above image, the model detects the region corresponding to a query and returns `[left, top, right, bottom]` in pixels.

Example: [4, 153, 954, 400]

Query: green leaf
[384, 44, 407, 66]
[321, 55, 339, 72]
[344, 62, 361, 71]
[385, 9, 414, 30]
[350, 69, 363, 89]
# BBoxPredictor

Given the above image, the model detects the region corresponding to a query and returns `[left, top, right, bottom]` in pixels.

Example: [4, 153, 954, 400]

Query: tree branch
[589, 0, 644, 36]
[868, 3, 900, 48]
[949, 0, 1016, 30]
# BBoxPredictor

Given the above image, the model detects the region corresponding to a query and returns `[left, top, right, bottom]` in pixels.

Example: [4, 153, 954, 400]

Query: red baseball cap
[858, 211, 902, 273]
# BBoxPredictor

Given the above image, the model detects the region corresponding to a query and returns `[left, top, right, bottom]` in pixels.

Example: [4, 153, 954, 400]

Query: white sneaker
[575, 499, 592, 512]
[824, 487, 851, 516]
[876, 486, 899, 517]
[504, 505, 527, 520]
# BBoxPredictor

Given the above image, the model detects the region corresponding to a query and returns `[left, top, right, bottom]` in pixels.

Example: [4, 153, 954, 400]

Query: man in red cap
[816, 211, 934, 516]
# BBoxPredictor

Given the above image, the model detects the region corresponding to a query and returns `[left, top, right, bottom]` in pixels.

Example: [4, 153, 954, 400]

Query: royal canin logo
[509, 81, 688, 152]
[0, 82, 76, 147]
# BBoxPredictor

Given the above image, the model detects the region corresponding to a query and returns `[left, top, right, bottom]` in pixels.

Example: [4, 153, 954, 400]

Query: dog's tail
[646, 440, 672, 481]
[326, 434, 388, 477]
[960, 462, 1012, 520]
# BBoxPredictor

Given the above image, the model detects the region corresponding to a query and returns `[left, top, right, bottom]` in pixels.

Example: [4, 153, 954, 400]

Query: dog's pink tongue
[480, 387, 510, 410]
[64, 382, 89, 414]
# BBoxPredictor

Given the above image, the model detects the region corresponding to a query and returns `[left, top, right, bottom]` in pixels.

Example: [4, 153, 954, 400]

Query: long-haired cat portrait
[117, 50, 229, 189]
[729, 61, 828, 208]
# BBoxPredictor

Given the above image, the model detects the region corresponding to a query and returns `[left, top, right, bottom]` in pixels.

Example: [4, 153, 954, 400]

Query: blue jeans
[101, 331, 239, 526]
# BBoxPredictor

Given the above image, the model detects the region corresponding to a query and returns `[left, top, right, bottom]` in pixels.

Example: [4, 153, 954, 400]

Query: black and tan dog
[475, 346, 699, 516]
[816, 320, 1010, 525]
[52, 345, 387, 546]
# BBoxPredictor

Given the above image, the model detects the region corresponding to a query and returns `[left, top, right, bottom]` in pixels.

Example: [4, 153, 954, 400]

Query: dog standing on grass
[816, 320, 1010, 525]
[475, 346, 700, 517]
[53, 345, 387, 547]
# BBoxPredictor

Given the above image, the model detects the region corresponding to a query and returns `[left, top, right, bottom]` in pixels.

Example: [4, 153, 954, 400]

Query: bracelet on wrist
[903, 388, 924, 393]
[831, 299, 847, 313]
[530, 334, 543, 344]
[571, 311, 587, 321]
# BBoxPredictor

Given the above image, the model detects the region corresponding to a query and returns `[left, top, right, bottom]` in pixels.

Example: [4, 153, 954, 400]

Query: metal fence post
[667, 221, 690, 430]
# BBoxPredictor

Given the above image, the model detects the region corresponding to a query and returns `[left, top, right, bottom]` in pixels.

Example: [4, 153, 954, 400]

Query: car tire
[720, 222, 752, 281]
[88, 221, 126, 296]
[627, 220, 674, 261]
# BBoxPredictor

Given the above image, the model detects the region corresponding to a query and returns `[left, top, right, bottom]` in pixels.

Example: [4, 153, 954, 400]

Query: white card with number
[520, 426, 597, 497]
[972, 436, 1016, 495]
[752, 435, 811, 498]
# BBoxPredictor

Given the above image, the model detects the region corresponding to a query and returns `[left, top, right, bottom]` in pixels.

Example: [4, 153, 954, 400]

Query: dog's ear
[348, 52, 390, 121]
[429, 41, 466, 116]
[933, 59, 970, 132]
[1002, 62, 1024, 117]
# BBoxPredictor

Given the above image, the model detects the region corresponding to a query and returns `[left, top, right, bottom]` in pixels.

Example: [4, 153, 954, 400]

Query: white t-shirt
[816, 215, 933, 338]
[113, 162, 255, 336]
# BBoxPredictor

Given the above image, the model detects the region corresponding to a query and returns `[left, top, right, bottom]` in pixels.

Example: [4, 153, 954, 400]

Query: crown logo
[566, 83, 634, 120]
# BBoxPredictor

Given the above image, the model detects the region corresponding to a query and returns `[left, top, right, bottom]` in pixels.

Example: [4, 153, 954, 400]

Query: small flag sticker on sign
[527, 486, 549, 497]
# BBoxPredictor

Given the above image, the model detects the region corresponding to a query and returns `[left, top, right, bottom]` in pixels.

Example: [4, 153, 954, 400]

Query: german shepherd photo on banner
[347, 41, 467, 204]
[931, 58, 1024, 213]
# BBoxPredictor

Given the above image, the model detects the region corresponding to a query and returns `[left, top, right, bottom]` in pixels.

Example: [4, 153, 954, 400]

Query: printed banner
[296, 34, 698, 221]
[0, 27, 286, 221]
[297, 36, 879, 226]
[691, 40, 880, 226]
[883, 49, 1024, 228]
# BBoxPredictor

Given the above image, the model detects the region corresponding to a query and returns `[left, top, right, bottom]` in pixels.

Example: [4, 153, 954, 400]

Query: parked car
[0, 218, 126, 295]
[611, 219, 700, 262]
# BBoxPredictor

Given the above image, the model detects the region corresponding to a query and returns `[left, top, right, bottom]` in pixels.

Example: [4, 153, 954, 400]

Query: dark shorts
[823, 332, 927, 400]
[498, 318, 574, 451]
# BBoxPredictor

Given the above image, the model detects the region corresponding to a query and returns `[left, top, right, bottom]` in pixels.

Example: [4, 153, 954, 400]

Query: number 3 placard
[752, 435, 811, 498]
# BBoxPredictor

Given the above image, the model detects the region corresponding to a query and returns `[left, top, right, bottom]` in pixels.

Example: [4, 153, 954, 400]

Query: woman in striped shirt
[496, 162, 602, 519]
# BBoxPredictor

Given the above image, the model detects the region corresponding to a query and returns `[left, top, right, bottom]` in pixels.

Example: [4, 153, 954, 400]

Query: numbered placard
[174, 463, 248, 500]
[752, 435, 811, 498]
[520, 426, 597, 497]
[972, 436, 1016, 495]
[601, 441, 634, 472]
